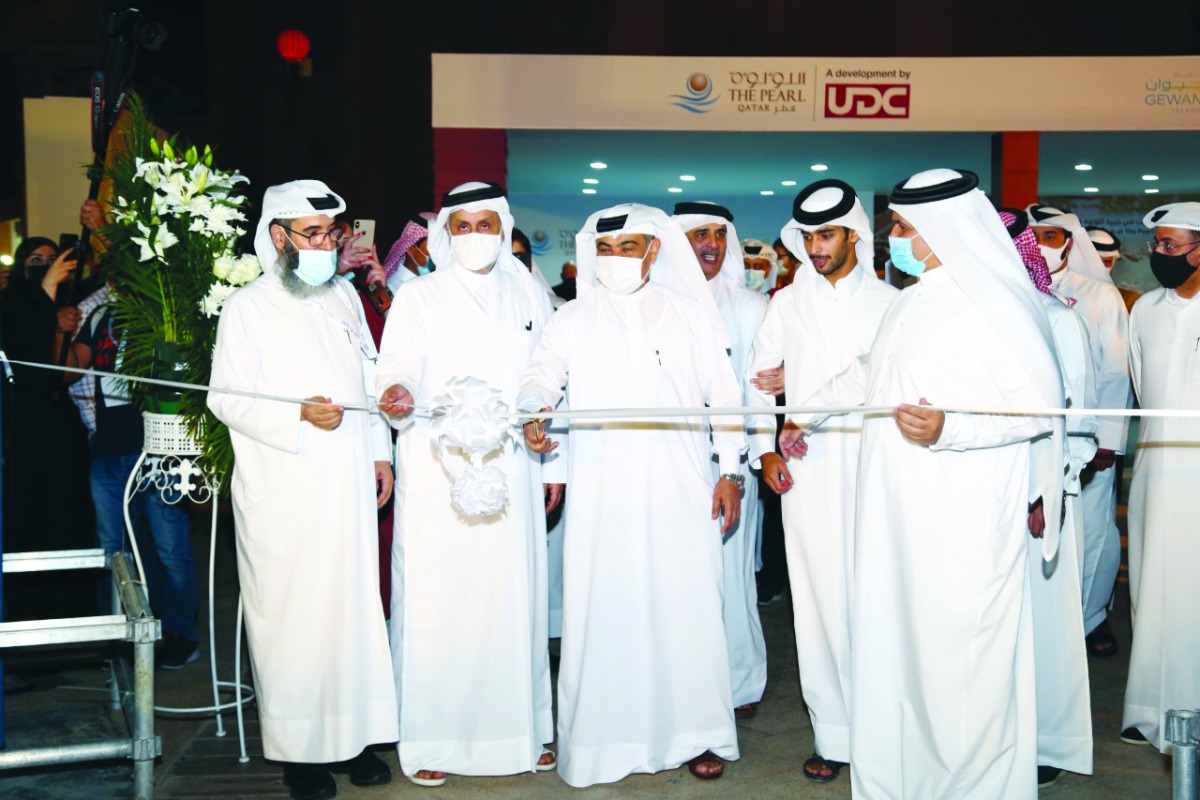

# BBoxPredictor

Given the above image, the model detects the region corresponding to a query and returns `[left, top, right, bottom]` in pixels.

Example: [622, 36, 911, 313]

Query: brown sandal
[735, 702, 760, 719]
[687, 750, 725, 780]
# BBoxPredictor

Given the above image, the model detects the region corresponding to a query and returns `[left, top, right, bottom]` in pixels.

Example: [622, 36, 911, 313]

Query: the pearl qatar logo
[669, 73, 720, 114]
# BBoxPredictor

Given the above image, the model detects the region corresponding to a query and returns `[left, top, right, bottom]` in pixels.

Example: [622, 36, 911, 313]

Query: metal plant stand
[128, 413, 253, 763]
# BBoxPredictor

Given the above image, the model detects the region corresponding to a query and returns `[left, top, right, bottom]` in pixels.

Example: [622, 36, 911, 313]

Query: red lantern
[276, 30, 310, 63]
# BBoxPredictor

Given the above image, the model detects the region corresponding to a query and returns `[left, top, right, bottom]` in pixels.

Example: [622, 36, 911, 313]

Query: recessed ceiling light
[679, 175, 696, 181]
[1074, 163, 1092, 171]
[667, 187, 683, 193]
[1084, 187, 1099, 193]
[1142, 174, 1159, 181]
[1145, 188, 1160, 194]
[589, 161, 607, 169]
[781, 180, 797, 187]
[760, 190, 775, 196]
[810, 164, 828, 172]
[582, 188, 597, 195]
[583, 178, 599, 185]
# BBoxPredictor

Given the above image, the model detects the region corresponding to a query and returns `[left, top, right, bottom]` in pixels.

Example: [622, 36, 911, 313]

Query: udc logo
[669, 73, 720, 114]
[531, 230, 552, 256]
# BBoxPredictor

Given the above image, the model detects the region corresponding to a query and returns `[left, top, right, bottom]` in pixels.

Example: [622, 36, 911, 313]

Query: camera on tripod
[100, 7, 167, 51]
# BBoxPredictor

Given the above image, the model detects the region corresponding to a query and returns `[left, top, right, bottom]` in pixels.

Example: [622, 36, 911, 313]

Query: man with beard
[748, 180, 897, 784]
[673, 200, 769, 720]
[208, 180, 397, 800]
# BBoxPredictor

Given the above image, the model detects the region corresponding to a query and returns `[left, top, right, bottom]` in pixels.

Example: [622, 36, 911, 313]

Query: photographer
[1, 234, 94, 620]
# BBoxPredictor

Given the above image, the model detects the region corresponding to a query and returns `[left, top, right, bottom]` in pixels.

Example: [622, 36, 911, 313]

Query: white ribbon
[428, 377, 515, 517]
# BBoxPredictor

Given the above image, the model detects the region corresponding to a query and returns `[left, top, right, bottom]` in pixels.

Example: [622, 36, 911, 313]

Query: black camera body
[100, 7, 167, 51]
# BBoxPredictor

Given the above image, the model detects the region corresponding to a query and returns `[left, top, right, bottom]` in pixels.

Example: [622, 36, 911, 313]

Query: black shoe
[282, 763, 336, 800]
[158, 634, 200, 670]
[1037, 765, 1064, 788]
[1120, 726, 1150, 746]
[329, 749, 391, 787]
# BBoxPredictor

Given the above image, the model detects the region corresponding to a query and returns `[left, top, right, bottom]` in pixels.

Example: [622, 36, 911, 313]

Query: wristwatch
[720, 473, 745, 493]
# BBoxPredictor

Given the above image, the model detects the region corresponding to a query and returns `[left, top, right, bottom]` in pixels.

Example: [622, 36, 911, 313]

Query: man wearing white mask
[741, 238, 777, 294]
[376, 182, 557, 786]
[1121, 202, 1200, 751]
[208, 180, 397, 800]
[672, 200, 769, 720]
[519, 203, 744, 787]
[747, 179, 897, 784]
[789, 170, 1064, 799]
[1028, 204, 1131, 660]
[1001, 208, 1098, 788]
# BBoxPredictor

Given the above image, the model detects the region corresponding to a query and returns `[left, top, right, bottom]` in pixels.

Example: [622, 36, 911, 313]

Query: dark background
[2, 0, 1197, 250]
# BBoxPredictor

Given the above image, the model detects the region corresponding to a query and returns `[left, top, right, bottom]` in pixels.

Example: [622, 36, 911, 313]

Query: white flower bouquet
[102, 94, 252, 485]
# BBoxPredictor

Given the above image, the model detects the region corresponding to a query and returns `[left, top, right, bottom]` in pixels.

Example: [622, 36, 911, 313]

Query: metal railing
[1168, 709, 1200, 800]
[0, 549, 161, 799]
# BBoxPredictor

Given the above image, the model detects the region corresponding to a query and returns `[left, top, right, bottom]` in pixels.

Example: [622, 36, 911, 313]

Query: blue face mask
[888, 235, 932, 277]
[295, 248, 337, 286]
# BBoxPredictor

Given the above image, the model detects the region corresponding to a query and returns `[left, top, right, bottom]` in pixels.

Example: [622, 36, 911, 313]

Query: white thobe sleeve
[540, 397, 570, 484]
[789, 353, 871, 432]
[743, 298, 779, 468]
[931, 370, 1053, 453]
[207, 295, 307, 454]
[519, 310, 570, 414]
[703, 315, 747, 476]
[375, 286, 425, 432]
[1061, 311, 1099, 491]
[344, 286, 392, 463]
[1128, 299, 1144, 405]
[1092, 285, 1132, 452]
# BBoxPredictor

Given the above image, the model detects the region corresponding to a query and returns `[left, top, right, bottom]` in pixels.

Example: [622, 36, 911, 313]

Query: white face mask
[746, 268, 767, 291]
[1039, 242, 1068, 272]
[595, 255, 647, 294]
[450, 232, 503, 271]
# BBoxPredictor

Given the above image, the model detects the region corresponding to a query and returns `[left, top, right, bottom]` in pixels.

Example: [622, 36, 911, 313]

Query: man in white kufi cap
[672, 200, 769, 722]
[1121, 201, 1200, 751]
[208, 179, 397, 799]
[375, 181, 558, 786]
[1027, 203, 1131, 660]
[795, 169, 1064, 799]
[519, 202, 744, 787]
[746, 179, 897, 784]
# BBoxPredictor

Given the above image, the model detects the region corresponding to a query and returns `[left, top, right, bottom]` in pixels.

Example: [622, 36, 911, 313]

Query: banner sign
[433, 54, 1200, 132]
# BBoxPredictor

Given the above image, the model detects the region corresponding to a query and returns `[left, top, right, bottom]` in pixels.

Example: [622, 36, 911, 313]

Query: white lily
[131, 221, 179, 262]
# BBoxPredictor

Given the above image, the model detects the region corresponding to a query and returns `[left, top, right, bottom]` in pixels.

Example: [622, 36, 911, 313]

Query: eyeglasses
[274, 223, 345, 248]
[1145, 239, 1200, 256]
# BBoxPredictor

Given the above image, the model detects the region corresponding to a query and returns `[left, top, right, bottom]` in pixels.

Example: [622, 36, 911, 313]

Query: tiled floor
[0, 506, 1176, 799]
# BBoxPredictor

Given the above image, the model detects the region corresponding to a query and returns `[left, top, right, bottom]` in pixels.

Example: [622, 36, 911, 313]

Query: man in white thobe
[748, 179, 897, 784]
[789, 170, 1064, 799]
[1028, 204, 1131, 658]
[519, 203, 744, 787]
[375, 182, 557, 786]
[672, 200, 769, 719]
[208, 180, 397, 800]
[1002, 208, 1097, 788]
[1121, 201, 1200, 751]
[1088, 226, 1140, 312]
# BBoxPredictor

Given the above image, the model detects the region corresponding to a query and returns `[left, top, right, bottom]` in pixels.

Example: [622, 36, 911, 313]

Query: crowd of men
[203, 171, 1198, 800]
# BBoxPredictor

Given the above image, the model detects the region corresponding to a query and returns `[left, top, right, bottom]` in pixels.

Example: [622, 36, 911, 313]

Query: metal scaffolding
[0, 549, 161, 799]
